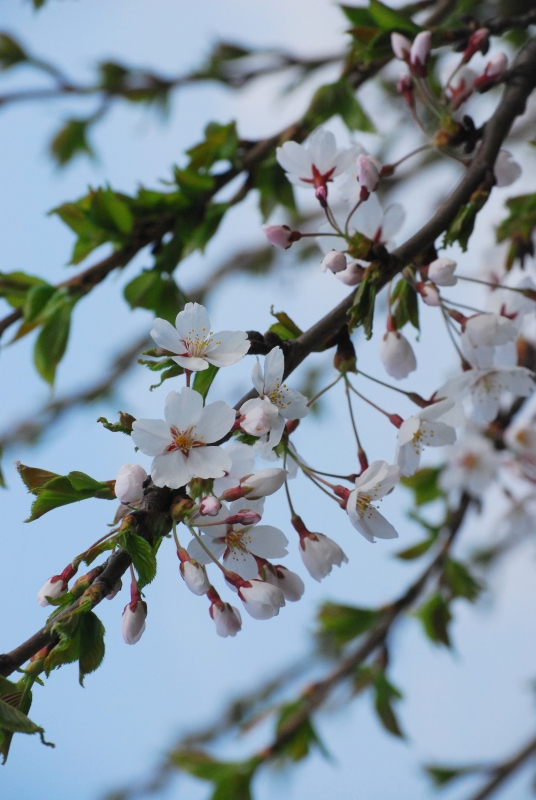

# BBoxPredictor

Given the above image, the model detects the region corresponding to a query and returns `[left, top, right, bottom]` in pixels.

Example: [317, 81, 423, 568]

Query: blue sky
[1, 2, 536, 799]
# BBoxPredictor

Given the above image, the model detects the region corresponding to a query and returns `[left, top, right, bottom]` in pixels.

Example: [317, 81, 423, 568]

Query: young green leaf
[401, 467, 445, 506]
[78, 612, 106, 686]
[417, 594, 452, 647]
[317, 602, 379, 650]
[120, 533, 157, 588]
[33, 301, 73, 385]
[373, 671, 405, 737]
[50, 119, 94, 167]
[192, 364, 219, 400]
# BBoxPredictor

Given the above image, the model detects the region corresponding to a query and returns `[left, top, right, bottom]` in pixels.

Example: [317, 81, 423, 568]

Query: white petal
[223, 550, 258, 579]
[263, 347, 284, 394]
[420, 420, 456, 448]
[276, 141, 312, 178]
[274, 386, 309, 419]
[251, 359, 265, 396]
[175, 302, 211, 341]
[248, 525, 289, 558]
[381, 203, 405, 241]
[172, 355, 209, 372]
[352, 192, 382, 239]
[395, 441, 421, 476]
[187, 446, 232, 479]
[151, 451, 191, 489]
[164, 387, 203, 430]
[194, 401, 235, 443]
[188, 535, 226, 564]
[309, 129, 337, 174]
[151, 318, 182, 353]
[131, 419, 170, 456]
[356, 506, 398, 541]
[205, 330, 250, 366]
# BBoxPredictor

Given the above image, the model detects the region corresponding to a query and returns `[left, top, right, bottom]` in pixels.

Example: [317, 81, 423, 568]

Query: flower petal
[151, 318, 183, 354]
[204, 330, 250, 366]
[276, 141, 312, 178]
[187, 446, 232, 479]
[194, 401, 235, 443]
[164, 387, 204, 430]
[223, 550, 258, 580]
[151, 451, 191, 489]
[131, 419, 170, 456]
[175, 302, 211, 341]
[263, 347, 284, 394]
[172, 355, 209, 371]
[248, 525, 289, 558]
[188, 535, 226, 564]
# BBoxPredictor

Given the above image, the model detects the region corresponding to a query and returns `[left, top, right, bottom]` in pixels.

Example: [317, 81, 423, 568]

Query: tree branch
[465, 734, 536, 800]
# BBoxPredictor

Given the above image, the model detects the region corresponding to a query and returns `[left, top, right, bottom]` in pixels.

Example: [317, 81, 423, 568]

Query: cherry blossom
[188, 498, 288, 579]
[262, 563, 305, 602]
[391, 32, 411, 61]
[504, 421, 536, 457]
[276, 128, 354, 200]
[437, 366, 534, 424]
[199, 495, 222, 516]
[428, 257, 457, 286]
[132, 387, 235, 489]
[461, 313, 518, 369]
[419, 284, 440, 306]
[114, 463, 147, 505]
[36, 575, 68, 608]
[299, 532, 348, 582]
[410, 31, 432, 77]
[262, 224, 300, 250]
[486, 272, 536, 320]
[121, 583, 147, 645]
[210, 601, 242, 637]
[346, 460, 400, 542]
[357, 153, 382, 196]
[321, 250, 347, 274]
[335, 261, 366, 286]
[379, 331, 417, 380]
[474, 52, 508, 90]
[180, 559, 211, 596]
[239, 397, 280, 438]
[235, 467, 289, 499]
[150, 302, 249, 372]
[212, 443, 255, 495]
[395, 399, 459, 476]
[439, 434, 501, 498]
[237, 578, 286, 620]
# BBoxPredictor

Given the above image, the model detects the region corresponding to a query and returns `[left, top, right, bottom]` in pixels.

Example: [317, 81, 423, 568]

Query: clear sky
[1, 2, 535, 799]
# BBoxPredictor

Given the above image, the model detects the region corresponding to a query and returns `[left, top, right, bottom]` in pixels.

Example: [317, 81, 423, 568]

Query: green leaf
[0, 697, 53, 761]
[0, 271, 47, 309]
[443, 188, 489, 252]
[23, 283, 57, 323]
[340, 5, 377, 27]
[33, 301, 73, 385]
[317, 602, 379, 650]
[50, 119, 94, 167]
[401, 467, 444, 506]
[16, 463, 59, 494]
[121, 533, 157, 588]
[395, 537, 435, 560]
[0, 34, 28, 69]
[275, 700, 329, 762]
[305, 79, 375, 132]
[124, 270, 186, 323]
[443, 559, 482, 602]
[21, 467, 115, 522]
[254, 156, 296, 220]
[97, 412, 135, 435]
[348, 270, 377, 337]
[368, 0, 420, 33]
[373, 672, 404, 737]
[186, 121, 239, 171]
[192, 364, 219, 400]
[78, 612, 105, 686]
[424, 765, 469, 787]
[417, 594, 452, 647]
[269, 309, 303, 341]
[185, 203, 229, 254]
[391, 278, 419, 331]
[496, 193, 536, 269]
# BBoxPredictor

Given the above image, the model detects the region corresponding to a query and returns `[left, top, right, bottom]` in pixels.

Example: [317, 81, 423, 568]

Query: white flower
[253, 347, 309, 419]
[276, 128, 353, 194]
[321, 250, 347, 273]
[396, 399, 459, 476]
[262, 564, 305, 602]
[391, 32, 411, 60]
[299, 533, 348, 582]
[238, 579, 285, 620]
[439, 434, 500, 498]
[239, 397, 280, 437]
[36, 576, 67, 607]
[494, 150, 521, 188]
[346, 461, 400, 542]
[239, 467, 289, 499]
[262, 224, 298, 250]
[379, 331, 417, 380]
[150, 302, 249, 372]
[188, 498, 288, 579]
[114, 464, 147, 505]
[437, 366, 534, 424]
[210, 602, 242, 637]
[461, 313, 518, 369]
[132, 387, 235, 489]
[486, 272, 536, 320]
[410, 31, 432, 76]
[428, 257, 457, 286]
[121, 600, 147, 645]
[504, 422, 536, 456]
[212, 443, 255, 495]
[180, 559, 211, 595]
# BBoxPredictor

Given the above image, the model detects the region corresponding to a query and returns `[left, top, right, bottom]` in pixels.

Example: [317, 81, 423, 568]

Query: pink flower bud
[36, 575, 68, 607]
[210, 601, 242, 637]
[357, 154, 382, 194]
[180, 560, 211, 596]
[238, 578, 286, 620]
[428, 257, 457, 286]
[114, 464, 147, 505]
[336, 261, 365, 286]
[391, 32, 412, 61]
[410, 31, 432, 77]
[222, 468, 288, 501]
[121, 601, 147, 644]
[299, 533, 348, 582]
[200, 495, 222, 516]
[379, 331, 417, 380]
[239, 398, 279, 436]
[474, 52, 508, 90]
[419, 283, 441, 306]
[228, 511, 263, 527]
[263, 564, 305, 602]
[262, 224, 301, 250]
[463, 28, 489, 63]
[321, 250, 347, 274]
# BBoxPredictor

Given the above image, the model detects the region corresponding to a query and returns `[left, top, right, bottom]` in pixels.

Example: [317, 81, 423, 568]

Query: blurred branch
[465, 734, 536, 800]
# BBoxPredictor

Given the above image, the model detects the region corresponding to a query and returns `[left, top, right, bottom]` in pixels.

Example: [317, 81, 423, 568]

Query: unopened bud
[391, 32, 411, 61]
[357, 154, 381, 194]
[262, 224, 301, 250]
[222, 468, 288, 501]
[397, 74, 415, 108]
[474, 52, 508, 91]
[199, 495, 221, 516]
[463, 28, 489, 63]
[321, 250, 347, 274]
[225, 511, 262, 526]
[410, 31, 431, 78]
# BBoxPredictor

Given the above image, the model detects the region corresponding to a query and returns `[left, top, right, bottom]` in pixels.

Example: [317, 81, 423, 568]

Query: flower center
[180, 327, 221, 358]
[267, 380, 291, 409]
[167, 426, 204, 454]
[301, 163, 336, 189]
